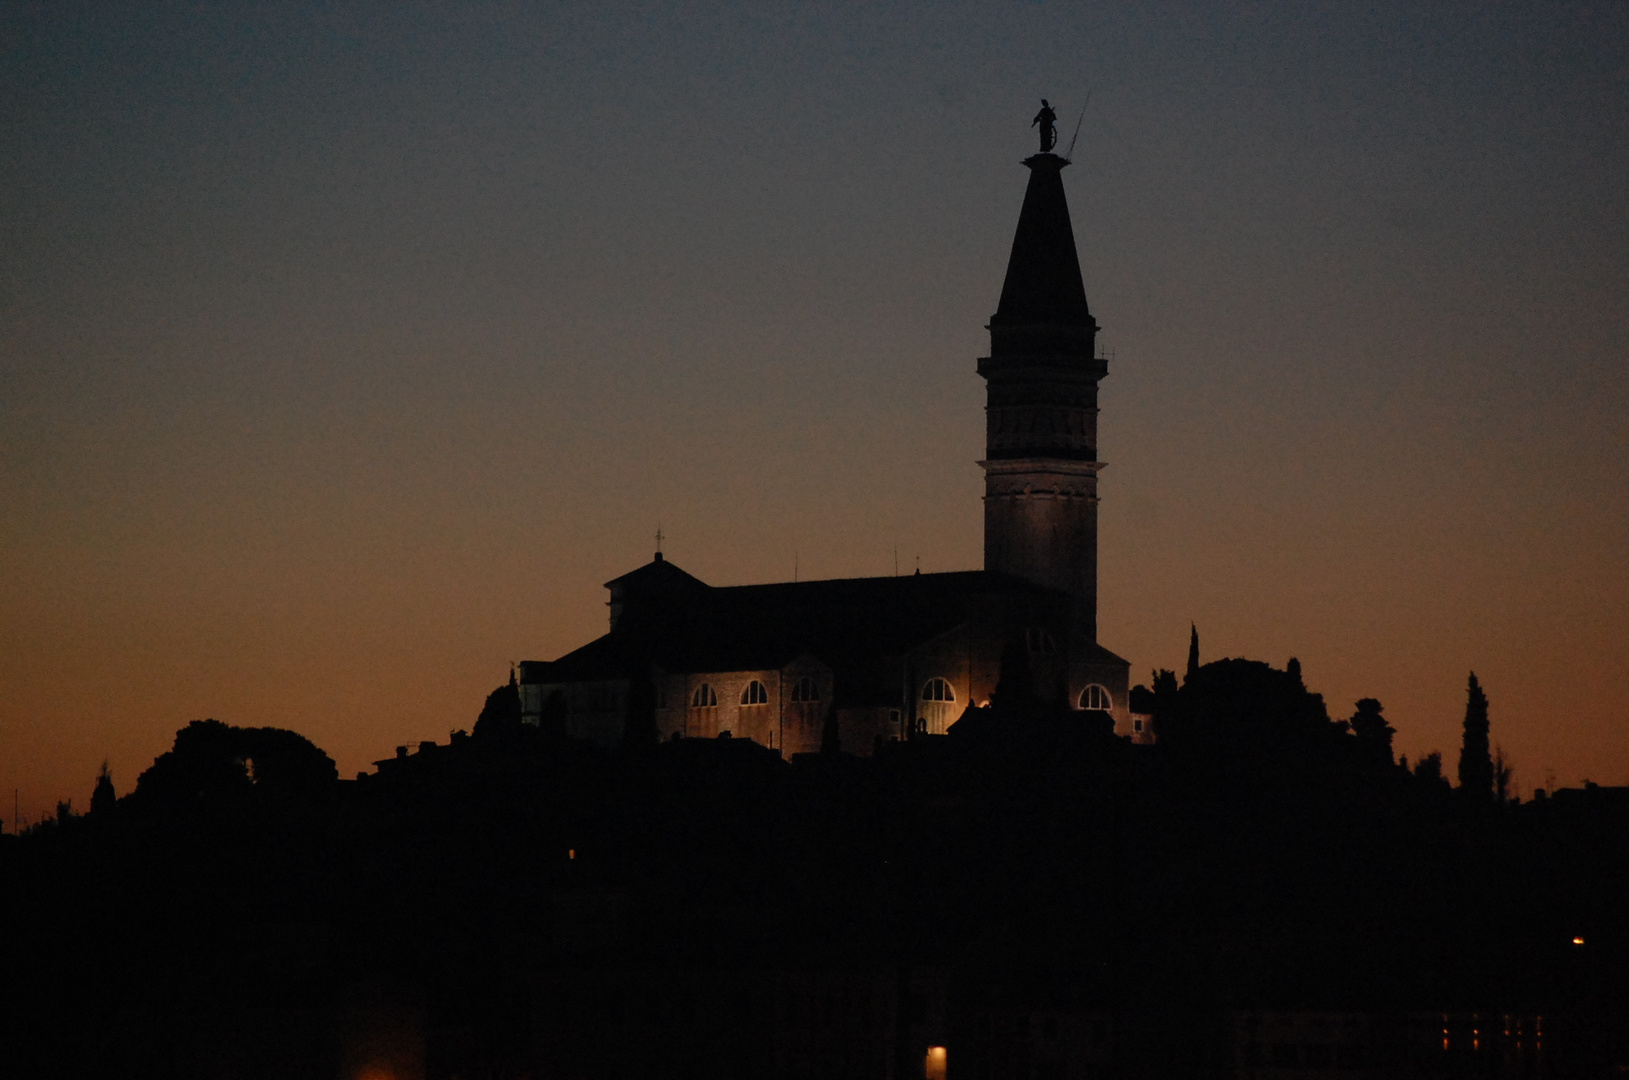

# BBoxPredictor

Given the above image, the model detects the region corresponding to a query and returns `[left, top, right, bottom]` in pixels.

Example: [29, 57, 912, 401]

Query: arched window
[922, 678, 955, 703]
[691, 684, 717, 708]
[1078, 684, 1112, 711]
[790, 676, 819, 703]
[741, 680, 768, 705]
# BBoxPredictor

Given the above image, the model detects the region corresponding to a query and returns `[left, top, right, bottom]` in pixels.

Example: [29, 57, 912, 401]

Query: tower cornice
[978, 457, 1105, 478]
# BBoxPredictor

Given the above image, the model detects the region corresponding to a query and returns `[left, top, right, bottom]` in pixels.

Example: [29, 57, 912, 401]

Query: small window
[741, 679, 768, 705]
[1025, 627, 1057, 654]
[922, 678, 955, 703]
[691, 684, 717, 708]
[1133, 717, 1144, 733]
[790, 676, 819, 703]
[1078, 684, 1111, 711]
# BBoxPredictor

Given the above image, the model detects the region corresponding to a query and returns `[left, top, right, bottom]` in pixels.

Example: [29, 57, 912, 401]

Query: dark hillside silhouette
[2, 657, 1627, 1077]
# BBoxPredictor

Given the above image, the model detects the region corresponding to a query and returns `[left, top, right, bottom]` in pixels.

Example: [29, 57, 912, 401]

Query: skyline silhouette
[4, 2, 1627, 828]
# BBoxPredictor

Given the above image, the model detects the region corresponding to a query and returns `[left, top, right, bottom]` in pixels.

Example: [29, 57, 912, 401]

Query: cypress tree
[990, 635, 1037, 711]
[1457, 672, 1492, 799]
[1185, 624, 1200, 683]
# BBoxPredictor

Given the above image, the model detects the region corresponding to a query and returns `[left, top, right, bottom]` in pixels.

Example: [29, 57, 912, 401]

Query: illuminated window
[790, 676, 819, 702]
[1025, 627, 1057, 654]
[1078, 684, 1111, 711]
[922, 678, 955, 703]
[741, 680, 768, 705]
[691, 684, 717, 708]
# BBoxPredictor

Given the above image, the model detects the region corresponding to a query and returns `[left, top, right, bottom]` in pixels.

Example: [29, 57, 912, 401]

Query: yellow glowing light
[569, 848, 576, 860]
[925, 1045, 948, 1080]
[1571, 936, 1584, 945]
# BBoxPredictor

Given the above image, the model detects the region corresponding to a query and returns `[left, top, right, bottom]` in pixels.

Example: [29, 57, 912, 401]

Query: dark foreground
[4, 660, 1627, 1078]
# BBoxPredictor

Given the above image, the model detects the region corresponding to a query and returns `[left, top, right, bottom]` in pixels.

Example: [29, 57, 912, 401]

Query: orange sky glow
[3, 3, 1626, 825]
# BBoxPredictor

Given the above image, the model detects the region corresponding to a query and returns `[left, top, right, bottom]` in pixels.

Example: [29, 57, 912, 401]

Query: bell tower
[978, 146, 1106, 639]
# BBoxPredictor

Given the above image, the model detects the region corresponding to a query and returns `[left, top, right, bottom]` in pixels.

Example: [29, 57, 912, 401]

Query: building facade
[519, 139, 1139, 752]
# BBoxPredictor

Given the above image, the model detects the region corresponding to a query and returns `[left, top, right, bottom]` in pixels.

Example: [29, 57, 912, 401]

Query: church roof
[990, 153, 1092, 328]
[523, 563, 1068, 706]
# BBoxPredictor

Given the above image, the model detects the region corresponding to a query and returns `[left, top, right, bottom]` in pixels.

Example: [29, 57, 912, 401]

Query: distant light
[925, 1046, 947, 1080]
[569, 849, 576, 860]
[1572, 936, 1584, 946]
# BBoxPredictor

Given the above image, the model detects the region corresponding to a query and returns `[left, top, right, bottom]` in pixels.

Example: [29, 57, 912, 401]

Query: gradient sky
[4, 2, 1626, 825]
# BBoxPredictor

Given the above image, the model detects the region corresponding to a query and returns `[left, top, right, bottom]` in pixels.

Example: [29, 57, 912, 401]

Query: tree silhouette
[90, 761, 115, 815]
[1185, 624, 1200, 683]
[1145, 668, 1179, 740]
[1157, 658, 1340, 776]
[1414, 751, 1449, 789]
[1348, 698, 1395, 768]
[1493, 744, 1514, 803]
[474, 670, 523, 740]
[1457, 672, 1492, 799]
[132, 719, 337, 808]
[990, 635, 1037, 709]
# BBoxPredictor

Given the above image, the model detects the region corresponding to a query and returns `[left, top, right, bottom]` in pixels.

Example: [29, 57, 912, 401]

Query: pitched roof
[524, 563, 1067, 703]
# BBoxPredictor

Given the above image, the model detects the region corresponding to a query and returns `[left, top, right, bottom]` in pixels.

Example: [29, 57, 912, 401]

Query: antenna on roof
[1064, 86, 1093, 162]
[654, 525, 664, 559]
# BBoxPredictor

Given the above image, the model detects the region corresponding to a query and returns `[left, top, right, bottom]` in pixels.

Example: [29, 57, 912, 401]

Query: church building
[518, 129, 1139, 753]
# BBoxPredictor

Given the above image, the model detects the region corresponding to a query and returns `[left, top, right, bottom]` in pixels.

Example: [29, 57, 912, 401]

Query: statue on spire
[1032, 99, 1058, 153]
